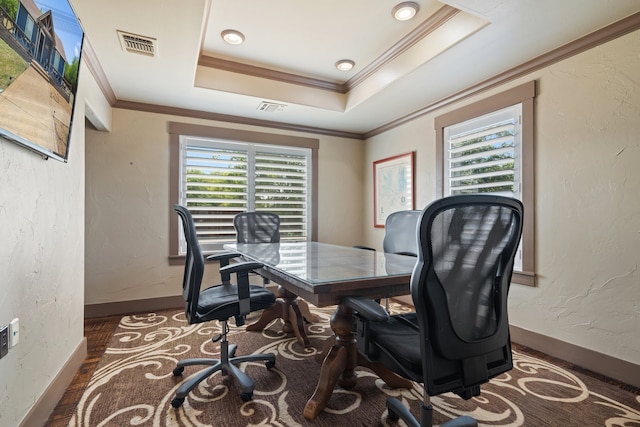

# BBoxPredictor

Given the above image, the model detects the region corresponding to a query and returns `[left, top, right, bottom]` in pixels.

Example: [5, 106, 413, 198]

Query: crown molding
[198, 5, 460, 95]
[87, 11, 640, 140]
[198, 56, 345, 93]
[365, 10, 640, 138]
[113, 100, 366, 139]
[345, 5, 460, 92]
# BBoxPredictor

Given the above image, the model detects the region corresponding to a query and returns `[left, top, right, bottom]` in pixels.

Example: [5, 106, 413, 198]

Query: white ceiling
[70, 0, 640, 136]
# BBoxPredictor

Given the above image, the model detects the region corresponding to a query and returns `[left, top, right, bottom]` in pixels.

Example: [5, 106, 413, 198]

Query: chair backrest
[173, 204, 205, 324]
[411, 194, 523, 397]
[382, 210, 421, 256]
[234, 212, 281, 243]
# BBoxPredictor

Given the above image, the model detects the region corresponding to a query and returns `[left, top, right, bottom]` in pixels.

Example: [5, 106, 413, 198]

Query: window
[443, 105, 523, 270]
[169, 123, 319, 261]
[179, 137, 311, 252]
[435, 81, 536, 286]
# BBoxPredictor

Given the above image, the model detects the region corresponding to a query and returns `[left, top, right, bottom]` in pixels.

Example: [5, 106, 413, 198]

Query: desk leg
[246, 285, 311, 348]
[357, 354, 413, 389]
[303, 304, 414, 420]
[304, 304, 357, 420]
[298, 300, 320, 323]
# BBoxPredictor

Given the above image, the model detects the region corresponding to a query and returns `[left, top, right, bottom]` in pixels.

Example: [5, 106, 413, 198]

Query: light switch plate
[9, 318, 19, 347]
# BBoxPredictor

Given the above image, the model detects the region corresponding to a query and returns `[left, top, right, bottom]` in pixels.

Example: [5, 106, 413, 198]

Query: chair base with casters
[171, 319, 276, 407]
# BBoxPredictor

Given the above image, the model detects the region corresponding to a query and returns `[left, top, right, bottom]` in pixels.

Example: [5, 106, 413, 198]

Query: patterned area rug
[69, 303, 640, 426]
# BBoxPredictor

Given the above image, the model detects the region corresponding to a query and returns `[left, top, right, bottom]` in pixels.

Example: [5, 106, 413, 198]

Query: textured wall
[0, 61, 97, 426]
[84, 111, 365, 305]
[365, 29, 640, 365]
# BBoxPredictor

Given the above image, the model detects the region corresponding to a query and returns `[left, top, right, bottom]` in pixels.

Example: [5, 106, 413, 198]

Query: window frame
[168, 122, 319, 264]
[435, 81, 536, 286]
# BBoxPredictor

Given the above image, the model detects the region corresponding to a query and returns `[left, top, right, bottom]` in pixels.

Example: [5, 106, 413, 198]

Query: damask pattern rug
[69, 303, 640, 426]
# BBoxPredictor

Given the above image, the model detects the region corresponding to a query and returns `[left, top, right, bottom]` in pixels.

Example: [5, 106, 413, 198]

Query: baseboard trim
[85, 295, 183, 318]
[509, 325, 639, 389]
[20, 338, 87, 427]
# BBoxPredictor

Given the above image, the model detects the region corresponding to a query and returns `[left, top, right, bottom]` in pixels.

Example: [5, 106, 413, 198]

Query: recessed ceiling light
[392, 2, 419, 21]
[221, 29, 245, 45]
[335, 59, 355, 71]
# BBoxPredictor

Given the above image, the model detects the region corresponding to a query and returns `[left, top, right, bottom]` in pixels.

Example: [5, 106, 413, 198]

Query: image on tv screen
[0, 0, 83, 162]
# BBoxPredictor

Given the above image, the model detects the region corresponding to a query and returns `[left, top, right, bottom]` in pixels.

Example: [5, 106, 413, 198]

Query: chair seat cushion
[196, 284, 276, 322]
[369, 313, 423, 381]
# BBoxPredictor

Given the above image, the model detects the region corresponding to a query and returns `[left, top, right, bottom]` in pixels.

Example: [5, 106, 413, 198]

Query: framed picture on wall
[373, 151, 415, 228]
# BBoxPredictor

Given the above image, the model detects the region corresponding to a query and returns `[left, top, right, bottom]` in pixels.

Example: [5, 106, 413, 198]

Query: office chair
[233, 211, 280, 286]
[354, 209, 421, 307]
[233, 211, 281, 244]
[344, 195, 523, 427]
[233, 212, 318, 326]
[354, 209, 420, 255]
[382, 209, 421, 256]
[170, 205, 277, 407]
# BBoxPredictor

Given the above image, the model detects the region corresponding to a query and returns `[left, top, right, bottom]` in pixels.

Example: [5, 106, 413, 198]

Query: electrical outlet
[9, 318, 19, 347]
[0, 325, 8, 359]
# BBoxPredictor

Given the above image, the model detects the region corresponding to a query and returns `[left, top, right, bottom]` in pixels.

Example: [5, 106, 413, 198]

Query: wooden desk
[225, 241, 416, 420]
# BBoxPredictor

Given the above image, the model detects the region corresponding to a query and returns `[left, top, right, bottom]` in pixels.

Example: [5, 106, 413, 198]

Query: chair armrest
[343, 296, 389, 322]
[344, 296, 389, 358]
[219, 261, 264, 319]
[207, 252, 242, 284]
[206, 251, 241, 262]
[219, 261, 264, 275]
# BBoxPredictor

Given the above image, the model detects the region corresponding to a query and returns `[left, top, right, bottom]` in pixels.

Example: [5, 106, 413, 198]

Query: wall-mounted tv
[0, 0, 83, 162]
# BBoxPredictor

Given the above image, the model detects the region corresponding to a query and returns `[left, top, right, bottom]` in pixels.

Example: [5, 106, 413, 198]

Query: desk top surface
[224, 242, 416, 306]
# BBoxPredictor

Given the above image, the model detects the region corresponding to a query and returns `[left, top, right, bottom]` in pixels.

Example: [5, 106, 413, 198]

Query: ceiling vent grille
[117, 31, 157, 57]
[257, 101, 287, 112]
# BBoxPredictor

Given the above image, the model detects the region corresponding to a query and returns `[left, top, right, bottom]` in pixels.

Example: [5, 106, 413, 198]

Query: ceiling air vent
[257, 101, 286, 112]
[117, 31, 157, 57]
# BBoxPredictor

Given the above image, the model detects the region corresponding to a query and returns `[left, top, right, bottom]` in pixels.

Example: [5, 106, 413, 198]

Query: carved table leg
[304, 304, 358, 419]
[298, 299, 320, 323]
[357, 353, 413, 389]
[246, 285, 312, 348]
[303, 303, 414, 420]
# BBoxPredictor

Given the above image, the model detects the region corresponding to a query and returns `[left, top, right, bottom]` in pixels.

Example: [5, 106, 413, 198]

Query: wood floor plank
[44, 315, 121, 427]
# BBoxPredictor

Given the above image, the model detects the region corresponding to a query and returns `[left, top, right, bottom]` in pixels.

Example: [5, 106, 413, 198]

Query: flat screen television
[0, 0, 83, 162]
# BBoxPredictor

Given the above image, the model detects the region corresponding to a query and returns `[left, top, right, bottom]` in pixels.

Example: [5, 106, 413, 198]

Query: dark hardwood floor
[44, 315, 122, 427]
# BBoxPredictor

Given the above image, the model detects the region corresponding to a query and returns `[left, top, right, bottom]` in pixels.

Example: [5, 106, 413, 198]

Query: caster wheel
[171, 397, 184, 408]
[172, 366, 184, 376]
[265, 360, 276, 369]
[241, 392, 253, 402]
[388, 409, 399, 421]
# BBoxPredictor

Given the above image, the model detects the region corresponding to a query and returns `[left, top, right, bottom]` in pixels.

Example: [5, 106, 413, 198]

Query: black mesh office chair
[382, 209, 421, 256]
[354, 209, 421, 307]
[233, 211, 280, 286]
[233, 212, 318, 328]
[170, 205, 277, 407]
[233, 211, 281, 244]
[344, 195, 523, 427]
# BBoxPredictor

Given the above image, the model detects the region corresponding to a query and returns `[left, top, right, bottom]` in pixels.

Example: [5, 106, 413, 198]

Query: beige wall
[0, 60, 104, 426]
[364, 29, 640, 366]
[84, 111, 365, 305]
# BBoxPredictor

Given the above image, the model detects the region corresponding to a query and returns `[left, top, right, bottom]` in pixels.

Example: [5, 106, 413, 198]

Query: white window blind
[179, 137, 311, 253]
[443, 105, 523, 270]
[444, 105, 522, 198]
